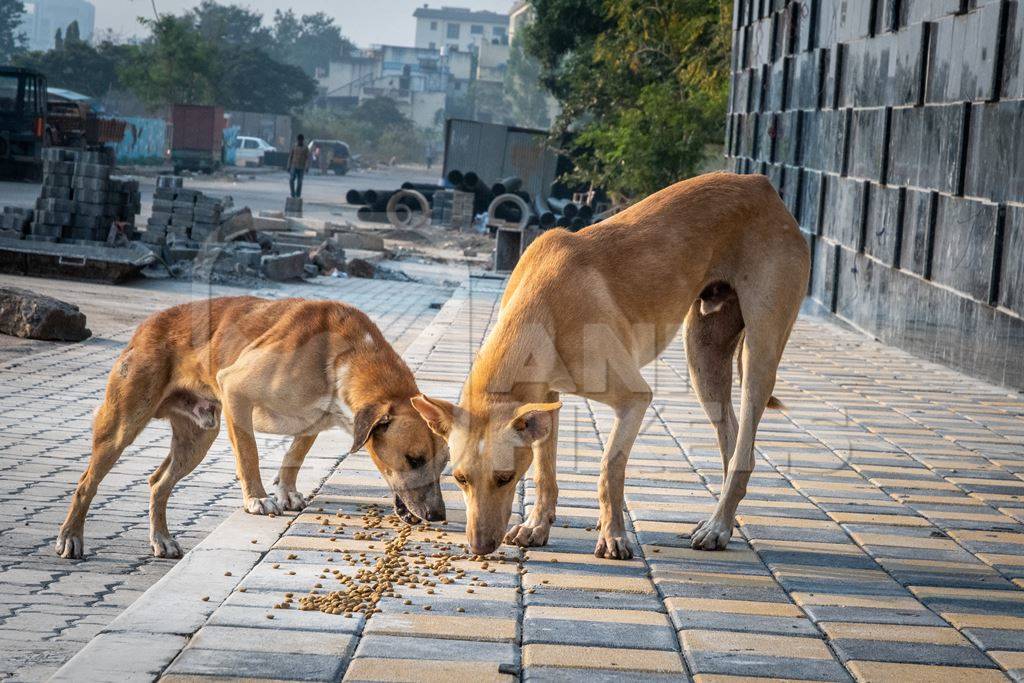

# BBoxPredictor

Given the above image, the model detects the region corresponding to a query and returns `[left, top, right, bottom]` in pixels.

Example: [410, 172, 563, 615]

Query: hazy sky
[95, 1, 515, 46]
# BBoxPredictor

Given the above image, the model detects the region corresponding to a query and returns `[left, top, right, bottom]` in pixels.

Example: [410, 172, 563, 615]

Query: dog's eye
[494, 470, 515, 486]
[406, 454, 425, 468]
[453, 472, 468, 486]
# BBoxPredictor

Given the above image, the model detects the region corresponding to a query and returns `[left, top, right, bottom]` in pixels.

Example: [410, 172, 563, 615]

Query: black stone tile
[821, 176, 867, 249]
[789, 50, 826, 109]
[840, 26, 928, 108]
[783, 165, 803, 215]
[887, 103, 966, 194]
[900, 188, 935, 276]
[963, 100, 1024, 202]
[817, 0, 874, 44]
[683, 647, 851, 681]
[999, 204, 1024, 317]
[864, 183, 904, 265]
[775, 110, 802, 165]
[899, 0, 965, 25]
[929, 194, 1000, 301]
[802, 109, 848, 173]
[799, 168, 826, 233]
[766, 57, 790, 111]
[830, 639, 996, 666]
[1003, 1, 1024, 99]
[848, 108, 889, 181]
[925, 3, 1004, 103]
[757, 112, 777, 161]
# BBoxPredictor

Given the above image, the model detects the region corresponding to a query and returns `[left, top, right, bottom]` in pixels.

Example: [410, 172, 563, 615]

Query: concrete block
[165, 648, 345, 682]
[261, 250, 307, 281]
[50, 632, 188, 683]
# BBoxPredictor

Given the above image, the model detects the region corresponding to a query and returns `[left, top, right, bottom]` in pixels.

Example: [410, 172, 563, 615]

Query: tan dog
[413, 173, 809, 558]
[56, 296, 447, 560]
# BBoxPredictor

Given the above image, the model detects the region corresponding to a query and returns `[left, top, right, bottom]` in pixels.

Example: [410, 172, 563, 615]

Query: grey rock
[0, 286, 91, 342]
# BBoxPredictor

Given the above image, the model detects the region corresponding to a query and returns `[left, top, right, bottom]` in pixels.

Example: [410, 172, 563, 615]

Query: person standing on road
[287, 134, 310, 198]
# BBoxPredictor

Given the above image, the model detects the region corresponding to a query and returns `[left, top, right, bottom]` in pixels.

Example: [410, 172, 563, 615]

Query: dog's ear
[509, 401, 562, 444]
[350, 403, 392, 453]
[410, 394, 456, 438]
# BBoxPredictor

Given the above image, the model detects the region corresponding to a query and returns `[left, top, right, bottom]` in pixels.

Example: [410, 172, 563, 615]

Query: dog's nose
[470, 539, 499, 555]
[425, 509, 445, 522]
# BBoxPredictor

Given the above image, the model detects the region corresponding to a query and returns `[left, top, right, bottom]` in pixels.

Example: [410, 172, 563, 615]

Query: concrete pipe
[488, 193, 531, 231]
[386, 189, 431, 229]
[346, 189, 364, 205]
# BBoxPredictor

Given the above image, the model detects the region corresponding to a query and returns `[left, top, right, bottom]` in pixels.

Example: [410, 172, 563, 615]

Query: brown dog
[413, 173, 810, 558]
[56, 296, 448, 559]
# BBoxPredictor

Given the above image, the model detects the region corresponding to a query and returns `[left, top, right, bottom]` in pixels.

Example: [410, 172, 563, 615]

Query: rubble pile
[0, 208, 32, 239]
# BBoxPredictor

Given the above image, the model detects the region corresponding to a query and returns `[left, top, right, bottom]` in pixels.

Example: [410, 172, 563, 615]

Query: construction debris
[0, 286, 91, 341]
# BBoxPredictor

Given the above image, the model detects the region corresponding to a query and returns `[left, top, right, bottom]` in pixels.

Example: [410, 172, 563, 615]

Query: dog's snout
[424, 508, 445, 522]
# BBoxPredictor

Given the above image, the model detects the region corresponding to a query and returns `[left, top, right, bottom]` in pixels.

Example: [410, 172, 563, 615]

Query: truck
[0, 67, 47, 179]
[170, 104, 225, 174]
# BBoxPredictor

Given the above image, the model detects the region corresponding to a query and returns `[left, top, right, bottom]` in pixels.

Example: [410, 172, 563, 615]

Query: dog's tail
[735, 332, 785, 410]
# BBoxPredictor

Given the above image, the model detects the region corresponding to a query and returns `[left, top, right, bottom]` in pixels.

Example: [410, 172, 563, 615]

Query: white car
[233, 136, 276, 167]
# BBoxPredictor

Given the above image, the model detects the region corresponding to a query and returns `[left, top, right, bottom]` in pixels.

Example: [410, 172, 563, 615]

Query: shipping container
[170, 104, 225, 173]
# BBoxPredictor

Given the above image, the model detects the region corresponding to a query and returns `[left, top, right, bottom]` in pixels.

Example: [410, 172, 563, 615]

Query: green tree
[0, 0, 27, 61]
[189, 0, 270, 46]
[120, 15, 220, 107]
[505, 33, 551, 129]
[53, 27, 63, 51]
[15, 39, 136, 97]
[523, 0, 731, 197]
[219, 46, 316, 114]
[271, 10, 354, 77]
[65, 19, 80, 43]
[352, 97, 407, 127]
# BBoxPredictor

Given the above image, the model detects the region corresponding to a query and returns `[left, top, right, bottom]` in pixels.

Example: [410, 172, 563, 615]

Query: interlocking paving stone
[24, 276, 1024, 680]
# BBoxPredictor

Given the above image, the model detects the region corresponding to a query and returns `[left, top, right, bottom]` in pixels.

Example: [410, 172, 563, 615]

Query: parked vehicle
[0, 66, 46, 179]
[171, 104, 224, 174]
[233, 135, 276, 167]
[307, 139, 350, 175]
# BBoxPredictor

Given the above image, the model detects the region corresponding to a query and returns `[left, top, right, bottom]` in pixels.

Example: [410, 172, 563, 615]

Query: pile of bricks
[144, 175, 232, 245]
[26, 148, 140, 243]
[0, 207, 33, 239]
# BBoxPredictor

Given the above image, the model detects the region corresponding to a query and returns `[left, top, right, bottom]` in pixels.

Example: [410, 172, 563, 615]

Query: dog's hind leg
[56, 350, 163, 559]
[148, 414, 219, 558]
[273, 435, 316, 511]
[506, 391, 560, 548]
[684, 298, 743, 475]
[690, 286, 799, 551]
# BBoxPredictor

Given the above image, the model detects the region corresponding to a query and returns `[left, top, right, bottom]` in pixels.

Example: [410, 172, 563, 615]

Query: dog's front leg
[595, 393, 650, 560]
[273, 435, 316, 511]
[219, 379, 282, 516]
[505, 402, 559, 547]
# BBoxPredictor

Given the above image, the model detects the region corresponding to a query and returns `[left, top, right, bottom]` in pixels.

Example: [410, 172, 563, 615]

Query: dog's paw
[55, 528, 84, 559]
[689, 517, 733, 550]
[244, 496, 283, 516]
[594, 533, 633, 560]
[504, 521, 550, 547]
[275, 487, 307, 512]
[150, 532, 183, 559]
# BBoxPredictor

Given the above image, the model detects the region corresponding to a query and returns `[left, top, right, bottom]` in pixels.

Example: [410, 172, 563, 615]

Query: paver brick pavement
[40, 275, 1024, 681]
[0, 274, 450, 681]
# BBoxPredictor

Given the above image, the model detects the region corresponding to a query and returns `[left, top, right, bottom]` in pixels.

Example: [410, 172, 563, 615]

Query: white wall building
[413, 5, 508, 53]
[19, 0, 95, 51]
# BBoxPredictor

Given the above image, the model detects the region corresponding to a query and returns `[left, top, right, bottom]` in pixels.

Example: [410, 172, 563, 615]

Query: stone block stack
[26, 148, 140, 243]
[0, 208, 33, 239]
[144, 175, 231, 245]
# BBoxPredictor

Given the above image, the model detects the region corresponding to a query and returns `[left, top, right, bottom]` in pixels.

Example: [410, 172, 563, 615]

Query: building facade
[725, 0, 1024, 389]
[413, 5, 508, 52]
[19, 0, 95, 51]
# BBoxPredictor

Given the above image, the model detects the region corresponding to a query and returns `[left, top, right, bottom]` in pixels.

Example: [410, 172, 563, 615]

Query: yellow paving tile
[892, 494, 985, 506]
[790, 593, 926, 611]
[751, 540, 863, 556]
[830, 512, 931, 526]
[522, 644, 684, 673]
[527, 606, 668, 625]
[850, 532, 960, 551]
[917, 509, 1012, 523]
[640, 545, 762, 563]
[523, 573, 654, 594]
[525, 550, 647, 569]
[736, 515, 839, 529]
[846, 661, 1007, 683]
[949, 477, 1024, 489]
[694, 677, 834, 683]
[680, 630, 834, 660]
[654, 570, 778, 588]
[969, 553, 1024, 567]
[990, 651, 1024, 670]
[909, 586, 1024, 603]
[870, 478, 959, 490]
[363, 614, 515, 642]
[342, 658, 511, 682]
[817, 622, 968, 645]
[633, 520, 707, 535]
[942, 613, 1024, 630]
[950, 529, 1024, 545]
[812, 496, 903, 508]
[666, 597, 804, 618]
